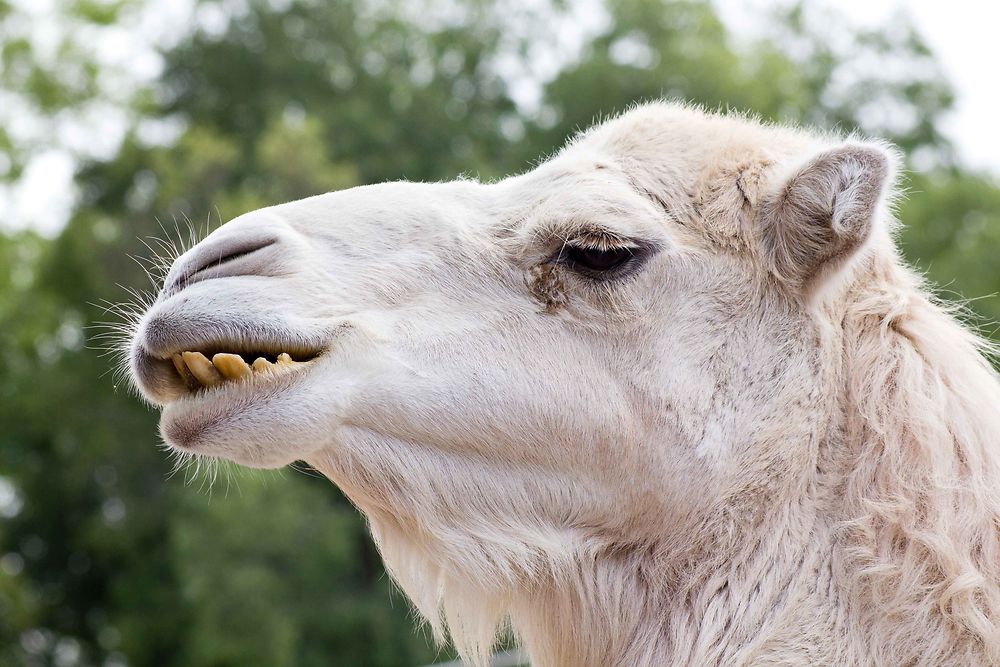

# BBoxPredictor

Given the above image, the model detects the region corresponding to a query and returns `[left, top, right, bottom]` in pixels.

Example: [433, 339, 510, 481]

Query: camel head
[128, 103, 904, 661]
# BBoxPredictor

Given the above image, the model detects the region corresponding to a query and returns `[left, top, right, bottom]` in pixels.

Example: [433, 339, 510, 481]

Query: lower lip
[158, 361, 315, 448]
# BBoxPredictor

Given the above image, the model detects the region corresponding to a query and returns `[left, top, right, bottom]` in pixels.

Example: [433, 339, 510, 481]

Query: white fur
[129, 102, 1000, 666]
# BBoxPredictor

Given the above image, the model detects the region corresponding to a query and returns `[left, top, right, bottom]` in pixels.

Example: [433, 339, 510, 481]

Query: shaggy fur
[127, 102, 1000, 666]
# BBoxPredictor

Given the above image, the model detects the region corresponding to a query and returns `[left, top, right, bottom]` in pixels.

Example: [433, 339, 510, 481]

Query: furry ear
[757, 143, 894, 291]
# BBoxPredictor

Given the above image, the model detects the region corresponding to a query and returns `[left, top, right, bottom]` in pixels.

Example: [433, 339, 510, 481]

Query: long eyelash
[566, 229, 639, 251]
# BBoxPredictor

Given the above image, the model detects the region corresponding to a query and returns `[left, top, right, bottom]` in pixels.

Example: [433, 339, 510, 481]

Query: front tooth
[212, 353, 252, 380]
[252, 357, 273, 373]
[182, 351, 223, 386]
[172, 353, 200, 390]
[276, 352, 295, 367]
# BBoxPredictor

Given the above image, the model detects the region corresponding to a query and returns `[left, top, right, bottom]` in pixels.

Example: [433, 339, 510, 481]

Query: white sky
[869, 1, 1000, 174]
[716, 0, 1000, 174]
[2, 0, 998, 236]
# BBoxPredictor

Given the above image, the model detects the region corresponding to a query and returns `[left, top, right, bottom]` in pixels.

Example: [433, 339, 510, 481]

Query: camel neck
[510, 516, 831, 666]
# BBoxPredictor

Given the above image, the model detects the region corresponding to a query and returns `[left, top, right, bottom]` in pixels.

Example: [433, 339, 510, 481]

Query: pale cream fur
[128, 102, 1000, 666]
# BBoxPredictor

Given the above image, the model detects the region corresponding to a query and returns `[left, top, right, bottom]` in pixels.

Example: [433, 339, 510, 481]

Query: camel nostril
[193, 241, 274, 276]
[166, 233, 278, 293]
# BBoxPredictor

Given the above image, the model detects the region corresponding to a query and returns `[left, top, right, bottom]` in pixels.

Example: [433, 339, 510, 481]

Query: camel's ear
[757, 143, 894, 292]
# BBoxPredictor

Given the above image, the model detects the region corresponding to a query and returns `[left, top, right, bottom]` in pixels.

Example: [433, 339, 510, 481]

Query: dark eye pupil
[566, 246, 632, 272]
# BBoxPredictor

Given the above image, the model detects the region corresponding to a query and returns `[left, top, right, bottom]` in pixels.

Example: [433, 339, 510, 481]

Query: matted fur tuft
[836, 255, 1000, 665]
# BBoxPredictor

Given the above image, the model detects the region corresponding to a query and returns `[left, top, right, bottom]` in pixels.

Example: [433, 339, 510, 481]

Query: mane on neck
[835, 253, 1000, 664]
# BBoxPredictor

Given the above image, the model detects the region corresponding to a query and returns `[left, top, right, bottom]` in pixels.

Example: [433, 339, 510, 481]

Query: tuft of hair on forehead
[567, 101, 814, 165]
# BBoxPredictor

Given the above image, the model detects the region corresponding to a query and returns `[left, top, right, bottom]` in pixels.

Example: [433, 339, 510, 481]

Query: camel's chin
[157, 360, 323, 469]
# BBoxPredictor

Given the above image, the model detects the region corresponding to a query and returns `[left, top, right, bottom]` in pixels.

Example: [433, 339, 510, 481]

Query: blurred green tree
[1, 0, 997, 665]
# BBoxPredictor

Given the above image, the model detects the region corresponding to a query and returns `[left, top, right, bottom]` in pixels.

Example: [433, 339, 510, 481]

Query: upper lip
[138, 314, 330, 361]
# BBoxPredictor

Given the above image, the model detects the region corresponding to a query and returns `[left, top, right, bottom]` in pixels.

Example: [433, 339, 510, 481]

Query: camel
[126, 102, 1000, 666]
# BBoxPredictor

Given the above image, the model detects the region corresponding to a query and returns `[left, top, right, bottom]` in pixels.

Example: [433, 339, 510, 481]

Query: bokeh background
[2, 0, 999, 665]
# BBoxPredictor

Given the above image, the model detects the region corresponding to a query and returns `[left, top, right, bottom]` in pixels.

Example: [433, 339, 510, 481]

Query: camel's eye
[558, 242, 645, 279]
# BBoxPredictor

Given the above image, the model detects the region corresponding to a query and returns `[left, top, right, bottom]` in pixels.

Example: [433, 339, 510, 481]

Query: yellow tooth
[212, 353, 252, 381]
[252, 357, 273, 373]
[172, 353, 200, 390]
[182, 351, 223, 386]
[276, 352, 294, 367]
